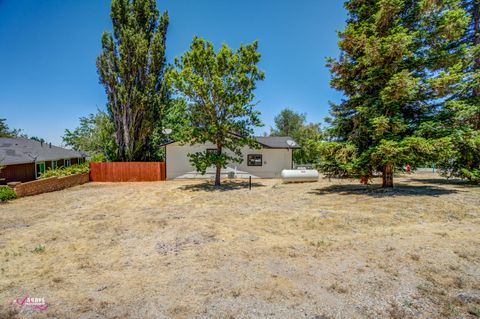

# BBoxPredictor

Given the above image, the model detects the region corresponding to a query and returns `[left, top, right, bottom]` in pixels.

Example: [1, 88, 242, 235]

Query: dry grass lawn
[0, 173, 479, 318]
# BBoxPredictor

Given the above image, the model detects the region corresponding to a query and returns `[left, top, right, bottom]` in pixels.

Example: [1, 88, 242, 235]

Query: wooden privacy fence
[89, 162, 166, 182]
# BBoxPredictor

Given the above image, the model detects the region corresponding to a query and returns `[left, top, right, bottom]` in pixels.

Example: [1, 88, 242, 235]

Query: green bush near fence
[39, 163, 90, 179]
[0, 187, 17, 202]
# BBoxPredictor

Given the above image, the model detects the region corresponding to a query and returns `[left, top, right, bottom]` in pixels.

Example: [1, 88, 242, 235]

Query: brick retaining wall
[12, 173, 90, 197]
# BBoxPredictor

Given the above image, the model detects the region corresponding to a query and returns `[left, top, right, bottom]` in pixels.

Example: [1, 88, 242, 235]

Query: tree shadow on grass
[409, 178, 478, 188]
[179, 180, 266, 192]
[309, 183, 459, 198]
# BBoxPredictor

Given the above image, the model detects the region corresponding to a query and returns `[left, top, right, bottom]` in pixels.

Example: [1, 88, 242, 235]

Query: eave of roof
[161, 136, 300, 149]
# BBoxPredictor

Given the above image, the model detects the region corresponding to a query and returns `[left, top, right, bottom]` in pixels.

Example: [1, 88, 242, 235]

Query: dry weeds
[0, 173, 479, 318]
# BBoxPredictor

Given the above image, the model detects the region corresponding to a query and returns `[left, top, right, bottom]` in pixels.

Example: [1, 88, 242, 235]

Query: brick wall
[12, 173, 90, 197]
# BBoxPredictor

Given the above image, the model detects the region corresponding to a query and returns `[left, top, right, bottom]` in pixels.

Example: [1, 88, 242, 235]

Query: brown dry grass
[0, 173, 479, 318]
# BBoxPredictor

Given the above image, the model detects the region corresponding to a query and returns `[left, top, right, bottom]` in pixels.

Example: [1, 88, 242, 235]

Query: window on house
[36, 162, 46, 178]
[78, 158, 84, 164]
[51, 160, 58, 169]
[64, 159, 71, 167]
[247, 154, 262, 166]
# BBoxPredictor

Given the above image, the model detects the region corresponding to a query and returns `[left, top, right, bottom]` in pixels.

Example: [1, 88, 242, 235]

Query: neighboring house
[0, 138, 86, 184]
[164, 136, 300, 179]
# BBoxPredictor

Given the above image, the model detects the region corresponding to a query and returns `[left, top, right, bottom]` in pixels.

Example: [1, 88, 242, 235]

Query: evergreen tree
[438, 0, 480, 182]
[325, 0, 468, 187]
[416, 0, 479, 183]
[97, 0, 169, 161]
[167, 37, 264, 186]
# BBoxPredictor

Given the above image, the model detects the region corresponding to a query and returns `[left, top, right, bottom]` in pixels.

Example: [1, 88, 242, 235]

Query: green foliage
[0, 118, 22, 138]
[325, 0, 469, 187]
[315, 137, 435, 181]
[270, 108, 323, 164]
[29, 136, 46, 143]
[271, 108, 306, 138]
[146, 98, 189, 161]
[0, 119, 45, 141]
[0, 187, 17, 202]
[167, 37, 264, 185]
[33, 245, 45, 253]
[188, 151, 235, 175]
[97, 0, 170, 161]
[315, 142, 359, 178]
[63, 111, 117, 161]
[39, 163, 90, 179]
[418, 0, 480, 183]
[435, 130, 480, 183]
[293, 123, 324, 164]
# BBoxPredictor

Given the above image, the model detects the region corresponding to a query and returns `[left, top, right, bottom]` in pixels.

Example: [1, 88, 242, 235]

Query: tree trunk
[382, 165, 394, 188]
[360, 175, 369, 185]
[214, 145, 222, 187]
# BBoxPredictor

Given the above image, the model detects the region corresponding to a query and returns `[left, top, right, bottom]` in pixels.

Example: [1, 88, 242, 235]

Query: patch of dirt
[0, 173, 479, 318]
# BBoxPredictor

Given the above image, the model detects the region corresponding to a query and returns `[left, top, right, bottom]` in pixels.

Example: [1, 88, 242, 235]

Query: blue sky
[0, 0, 346, 145]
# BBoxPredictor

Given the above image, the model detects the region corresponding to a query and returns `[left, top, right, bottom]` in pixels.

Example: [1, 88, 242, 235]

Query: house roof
[0, 138, 85, 166]
[162, 136, 300, 149]
[254, 136, 300, 149]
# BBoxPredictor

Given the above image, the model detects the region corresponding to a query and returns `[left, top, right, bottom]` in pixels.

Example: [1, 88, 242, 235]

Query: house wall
[166, 142, 292, 179]
[0, 163, 36, 184]
[1, 158, 85, 184]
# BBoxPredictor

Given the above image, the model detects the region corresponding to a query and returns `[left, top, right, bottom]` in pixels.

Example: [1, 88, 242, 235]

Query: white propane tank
[281, 169, 319, 183]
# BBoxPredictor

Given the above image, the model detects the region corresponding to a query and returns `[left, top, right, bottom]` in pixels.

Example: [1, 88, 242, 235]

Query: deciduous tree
[63, 111, 117, 161]
[270, 108, 306, 138]
[167, 37, 264, 186]
[270, 108, 323, 164]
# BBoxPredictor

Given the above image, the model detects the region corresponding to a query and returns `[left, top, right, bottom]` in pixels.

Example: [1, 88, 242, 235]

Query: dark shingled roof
[161, 136, 300, 149]
[0, 138, 85, 165]
[254, 136, 300, 149]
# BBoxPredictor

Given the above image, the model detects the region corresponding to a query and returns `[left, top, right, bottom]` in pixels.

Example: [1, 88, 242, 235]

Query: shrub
[39, 163, 90, 179]
[0, 187, 17, 202]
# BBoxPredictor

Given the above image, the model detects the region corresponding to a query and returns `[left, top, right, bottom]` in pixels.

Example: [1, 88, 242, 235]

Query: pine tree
[325, 0, 469, 187]
[97, 0, 169, 161]
[419, 0, 480, 182]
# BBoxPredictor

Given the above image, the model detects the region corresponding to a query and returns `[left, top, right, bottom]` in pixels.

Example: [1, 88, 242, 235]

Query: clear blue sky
[0, 0, 346, 145]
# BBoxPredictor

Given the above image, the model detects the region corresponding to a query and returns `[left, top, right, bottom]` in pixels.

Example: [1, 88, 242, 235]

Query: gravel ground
[0, 173, 479, 318]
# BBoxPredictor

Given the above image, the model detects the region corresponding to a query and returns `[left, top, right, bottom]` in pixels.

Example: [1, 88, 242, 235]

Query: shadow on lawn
[410, 178, 477, 187]
[179, 180, 266, 192]
[309, 183, 459, 198]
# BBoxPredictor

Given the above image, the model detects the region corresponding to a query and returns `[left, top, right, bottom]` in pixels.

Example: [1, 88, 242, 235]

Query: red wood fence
[89, 162, 166, 182]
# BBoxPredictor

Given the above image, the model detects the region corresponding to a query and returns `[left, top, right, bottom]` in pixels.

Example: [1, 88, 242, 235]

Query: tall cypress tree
[97, 0, 169, 161]
[325, 0, 468, 187]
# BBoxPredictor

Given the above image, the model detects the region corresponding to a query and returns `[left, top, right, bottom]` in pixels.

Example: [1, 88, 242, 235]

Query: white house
[164, 136, 300, 179]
